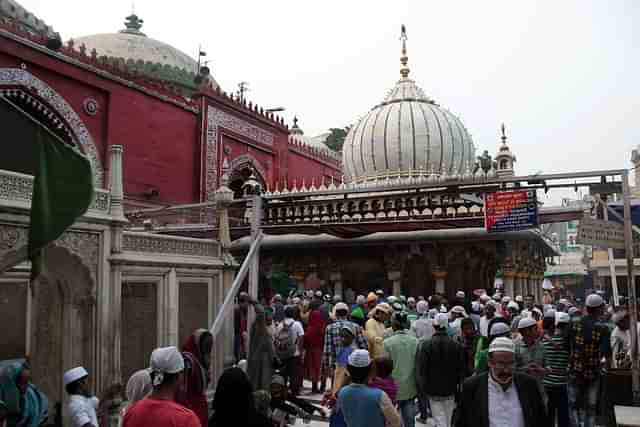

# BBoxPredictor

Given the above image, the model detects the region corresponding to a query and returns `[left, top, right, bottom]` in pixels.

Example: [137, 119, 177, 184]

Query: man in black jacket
[415, 313, 465, 427]
[455, 337, 550, 427]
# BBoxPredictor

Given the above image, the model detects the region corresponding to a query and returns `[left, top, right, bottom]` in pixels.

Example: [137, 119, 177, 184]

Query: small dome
[342, 26, 475, 183]
[289, 117, 336, 154]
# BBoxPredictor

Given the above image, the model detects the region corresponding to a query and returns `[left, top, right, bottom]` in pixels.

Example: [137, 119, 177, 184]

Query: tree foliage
[324, 127, 350, 152]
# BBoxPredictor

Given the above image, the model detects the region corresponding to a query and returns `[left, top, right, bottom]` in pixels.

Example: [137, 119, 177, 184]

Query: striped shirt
[543, 334, 569, 388]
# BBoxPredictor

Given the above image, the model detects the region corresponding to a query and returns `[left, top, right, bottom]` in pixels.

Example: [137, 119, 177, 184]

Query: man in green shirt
[384, 311, 418, 427]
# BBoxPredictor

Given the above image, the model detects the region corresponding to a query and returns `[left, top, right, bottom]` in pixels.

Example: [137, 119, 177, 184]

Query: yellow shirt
[365, 318, 387, 358]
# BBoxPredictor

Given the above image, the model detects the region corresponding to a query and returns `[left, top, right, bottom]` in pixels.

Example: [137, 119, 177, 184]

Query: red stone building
[0, 1, 341, 213]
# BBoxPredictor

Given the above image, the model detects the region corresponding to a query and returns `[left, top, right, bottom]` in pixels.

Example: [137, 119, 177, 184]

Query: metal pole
[622, 170, 640, 405]
[209, 231, 263, 337]
[601, 196, 621, 307]
[246, 194, 262, 351]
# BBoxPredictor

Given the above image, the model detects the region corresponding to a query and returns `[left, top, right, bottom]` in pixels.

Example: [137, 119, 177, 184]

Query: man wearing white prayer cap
[541, 310, 572, 427]
[337, 349, 401, 427]
[411, 300, 435, 341]
[122, 346, 199, 427]
[567, 293, 611, 427]
[515, 316, 548, 393]
[455, 337, 548, 427]
[415, 312, 465, 427]
[479, 301, 498, 338]
[610, 310, 640, 369]
[64, 366, 99, 427]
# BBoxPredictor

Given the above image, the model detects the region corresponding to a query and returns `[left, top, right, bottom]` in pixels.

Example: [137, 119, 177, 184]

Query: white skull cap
[555, 312, 571, 325]
[489, 322, 511, 337]
[518, 317, 538, 330]
[63, 366, 89, 386]
[489, 337, 515, 354]
[435, 313, 450, 328]
[150, 346, 184, 376]
[585, 294, 604, 308]
[348, 349, 371, 368]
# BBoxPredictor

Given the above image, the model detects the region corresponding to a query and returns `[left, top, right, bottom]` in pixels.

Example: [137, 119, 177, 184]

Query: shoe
[416, 417, 427, 424]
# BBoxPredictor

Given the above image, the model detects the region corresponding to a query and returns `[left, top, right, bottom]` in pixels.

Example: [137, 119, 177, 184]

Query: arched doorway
[30, 245, 95, 422]
[227, 155, 267, 199]
[0, 68, 103, 185]
[229, 167, 266, 199]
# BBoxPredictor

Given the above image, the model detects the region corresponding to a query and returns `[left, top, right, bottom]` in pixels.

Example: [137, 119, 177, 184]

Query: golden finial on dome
[400, 24, 410, 79]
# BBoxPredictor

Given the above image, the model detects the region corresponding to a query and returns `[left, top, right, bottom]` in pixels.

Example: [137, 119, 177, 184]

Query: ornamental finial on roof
[501, 123, 507, 144]
[120, 12, 146, 36]
[290, 116, 304, 136]
[400, 24, 410, 79]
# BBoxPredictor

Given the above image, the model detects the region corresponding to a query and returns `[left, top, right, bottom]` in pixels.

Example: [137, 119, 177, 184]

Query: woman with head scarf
[0, 360, 48, 427]
[179, 329, 213, 427]
[247, 303, 276, 392]
[209, 367, 270, 427]
[118, 370, 152, 427]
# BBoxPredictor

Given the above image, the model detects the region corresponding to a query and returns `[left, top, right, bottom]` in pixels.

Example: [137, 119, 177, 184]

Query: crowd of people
[232, 288, 635, 427]
[1, 287, 637, 427]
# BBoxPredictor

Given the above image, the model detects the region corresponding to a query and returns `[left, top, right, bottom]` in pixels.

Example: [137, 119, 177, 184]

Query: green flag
[28, 129, 95, 279]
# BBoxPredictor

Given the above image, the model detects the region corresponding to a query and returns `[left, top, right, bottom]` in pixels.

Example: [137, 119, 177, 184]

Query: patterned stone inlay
[0, 224, 28, 255]
[56, 231, 100, 280]
[0, 170, 110, 212]
[0, 170, 32, 203]
[0, 224, 99, 280]
[0, 68, 104, 187]
[90, 189, 110, 212]
[123, 232, 218, 257]
[205, 106, 274, 201]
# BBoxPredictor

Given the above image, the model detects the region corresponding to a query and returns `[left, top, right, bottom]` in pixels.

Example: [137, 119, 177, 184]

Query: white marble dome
[75, 32, 197, 72]
[342, 34, 475, 183]
[74, 14, 217, 88]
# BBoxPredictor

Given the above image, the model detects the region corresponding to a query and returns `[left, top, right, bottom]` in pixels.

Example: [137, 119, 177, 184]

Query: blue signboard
[485, 190, 538, 233]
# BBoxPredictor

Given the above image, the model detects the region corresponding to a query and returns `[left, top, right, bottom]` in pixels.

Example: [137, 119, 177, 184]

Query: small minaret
[495, 123, 516, 177]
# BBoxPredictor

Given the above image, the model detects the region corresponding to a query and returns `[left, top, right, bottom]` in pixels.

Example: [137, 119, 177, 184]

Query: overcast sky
[18, 0, 640, 203]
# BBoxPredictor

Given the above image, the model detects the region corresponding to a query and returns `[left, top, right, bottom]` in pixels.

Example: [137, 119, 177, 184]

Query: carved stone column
[517, 272, 529, 296]
[388, 271, 402, 297]
[166, 268, 179, 346]
[384, 247, 406, 296]
[432, 269, 448, 295]
[109, 145, 126, 221]
[213, 163, 237, 382]
[330, 272, 343, 299]
[503, 269, 516, 297]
